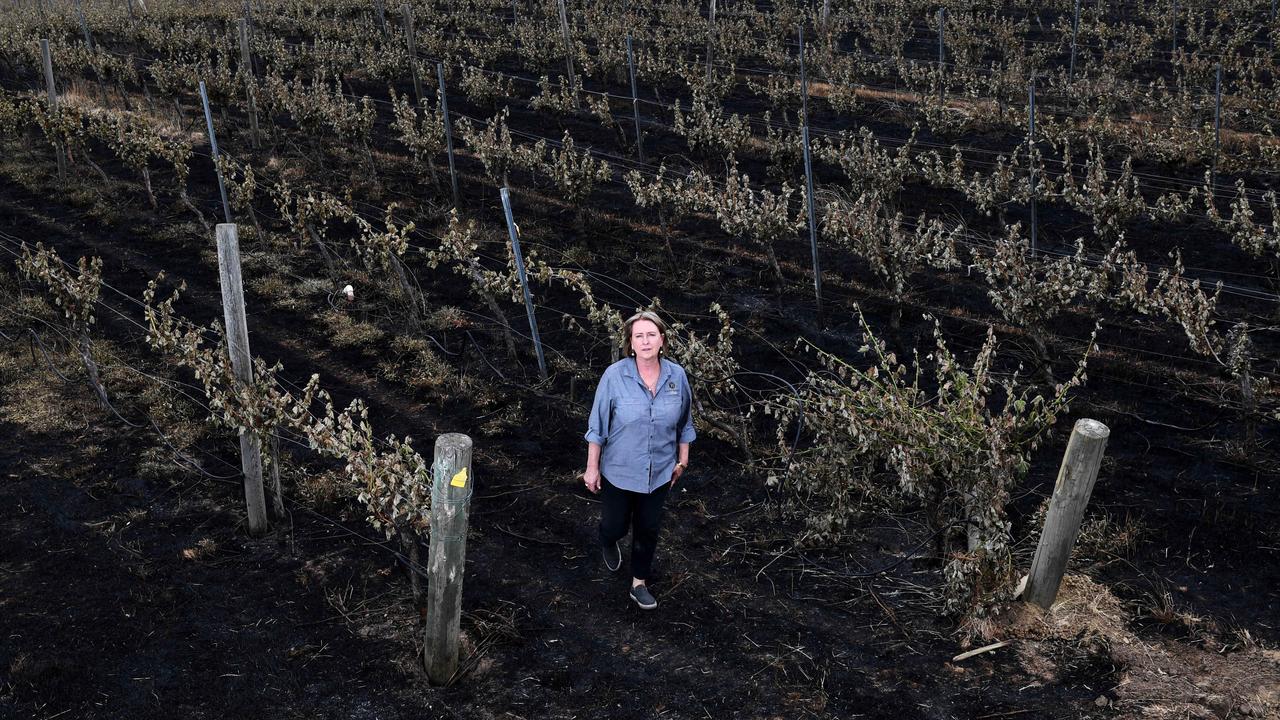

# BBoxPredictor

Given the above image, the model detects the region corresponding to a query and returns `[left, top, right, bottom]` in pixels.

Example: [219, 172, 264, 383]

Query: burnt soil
[2, 37, 1280, 720]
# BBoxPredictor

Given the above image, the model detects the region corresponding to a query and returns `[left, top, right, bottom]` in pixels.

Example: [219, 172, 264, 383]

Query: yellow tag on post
[450, 468, 468, 488]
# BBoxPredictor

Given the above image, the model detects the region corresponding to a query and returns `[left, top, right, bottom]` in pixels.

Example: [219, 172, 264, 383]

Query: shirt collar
[622, 357, 673, 388]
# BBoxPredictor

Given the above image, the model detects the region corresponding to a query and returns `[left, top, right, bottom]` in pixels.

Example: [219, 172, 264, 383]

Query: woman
[583, 311, 695, 610]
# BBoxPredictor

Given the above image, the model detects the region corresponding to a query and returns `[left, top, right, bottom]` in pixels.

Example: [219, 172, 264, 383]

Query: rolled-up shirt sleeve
[678, 369, 697, 444]
[584, 373, 611, 445]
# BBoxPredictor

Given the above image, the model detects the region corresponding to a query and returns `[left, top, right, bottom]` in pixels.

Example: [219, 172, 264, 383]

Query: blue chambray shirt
[584, 358, 696, 493]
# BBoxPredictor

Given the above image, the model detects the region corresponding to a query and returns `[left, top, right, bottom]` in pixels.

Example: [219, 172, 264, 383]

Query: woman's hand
[583, 467, 602, 494]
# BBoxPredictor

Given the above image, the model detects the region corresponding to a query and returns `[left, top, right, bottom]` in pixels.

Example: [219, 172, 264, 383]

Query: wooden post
[798, 26, 822, 323]
[556, 0, 579, 109]
[499, 187, 548, 380]
[198, 81, 233, 224]
[240, 2, 259, 77]
[39, 39, 66, 182]
[373, 0, 387, 35]
[437, 62, 460, 208]
[124, 0, 135, 24]
[238, 18, 260, 149]
[216, 223, 269, 537]
[626, 35, 644, 161]
[1171, 0, 1178, 54]
[424, 432, 474, 685]
[403, 5, 424, 103]
[1024, 419, 1109, 610]
[821, 0, 829, 33]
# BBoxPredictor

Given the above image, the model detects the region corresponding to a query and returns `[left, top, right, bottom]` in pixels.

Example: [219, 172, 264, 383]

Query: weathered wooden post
[373, 0, 387, 35]
[626, 35, 644, 161]
[216, 223, 269, 537]
[402, 4, 424, 104]
[424, 432, 474, 685]
[798, 25, 822, 323]
[1024, 419, 1109, 610]
[499, 187, 548, 380]
[437, 62, 460, 208]
[39, 39, 66, 182]
[238, 18, 260, 149]
[198, 81, 233, 224]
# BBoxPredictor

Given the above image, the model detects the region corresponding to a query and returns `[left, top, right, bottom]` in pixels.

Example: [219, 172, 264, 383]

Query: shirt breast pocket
[614, 400, 648, 426]
[655, 393, 682, 427]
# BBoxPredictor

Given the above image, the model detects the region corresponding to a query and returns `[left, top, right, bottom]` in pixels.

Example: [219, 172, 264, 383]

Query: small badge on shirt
[667, 381, 676, 390]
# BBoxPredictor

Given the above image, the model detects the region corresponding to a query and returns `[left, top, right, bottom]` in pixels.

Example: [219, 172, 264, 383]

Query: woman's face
[630, 319, 664, 361]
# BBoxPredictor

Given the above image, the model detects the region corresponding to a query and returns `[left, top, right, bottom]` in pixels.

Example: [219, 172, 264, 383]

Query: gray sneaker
[630, 584, 657, 610]
[602, 540, 622, 572]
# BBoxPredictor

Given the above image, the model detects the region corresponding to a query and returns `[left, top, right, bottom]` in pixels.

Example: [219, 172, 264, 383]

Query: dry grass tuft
[317, 308, 385, 349]
[991, 574, 1279, 719]
[181, 538, 218, 561]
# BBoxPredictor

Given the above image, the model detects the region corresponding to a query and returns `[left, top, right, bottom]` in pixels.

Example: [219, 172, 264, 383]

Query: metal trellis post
[403, 5, 424, 103]
[557, 0, 579, 109]
[626, 35, 644, 161]
[500, 188, 548, 380]
[706, 0, 716, 84]
[1211, 62, 1222, 190]
[799, 26, 823, 322]
[75, 0, 93, 51]
[199, 81, 233, 224]
[1028, 77, 1037, 256]
[438, 62, 460, 209]
[936, 8, 946, 101]
[1069, 0, 1080, 82]
[239, 18, 260, 149]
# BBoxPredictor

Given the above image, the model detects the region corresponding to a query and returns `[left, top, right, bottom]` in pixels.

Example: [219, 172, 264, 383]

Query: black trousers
[599, 477, 671, 581]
